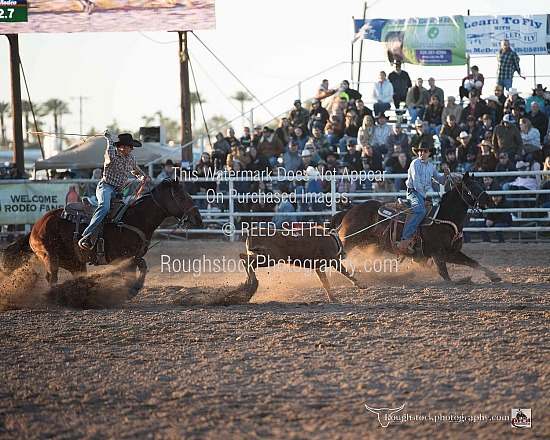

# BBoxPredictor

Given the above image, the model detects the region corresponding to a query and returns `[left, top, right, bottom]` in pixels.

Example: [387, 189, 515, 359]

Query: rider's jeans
[402, 189, 426, 240]
[82, 181, 116, 237]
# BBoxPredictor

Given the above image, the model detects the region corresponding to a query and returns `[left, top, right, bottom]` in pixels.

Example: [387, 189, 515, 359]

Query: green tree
[39, 99, 71, 135]
[0, 101, 10, 148]
[231, 90, 253, 129]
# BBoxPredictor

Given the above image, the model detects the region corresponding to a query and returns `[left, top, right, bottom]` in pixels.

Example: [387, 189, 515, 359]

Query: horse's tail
[1, 233, 33, 272]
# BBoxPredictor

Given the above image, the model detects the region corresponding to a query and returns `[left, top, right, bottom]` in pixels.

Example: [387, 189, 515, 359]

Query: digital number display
[0, 0, 27, 22]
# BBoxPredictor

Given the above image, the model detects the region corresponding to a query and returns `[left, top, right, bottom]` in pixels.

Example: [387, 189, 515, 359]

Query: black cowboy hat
[532, 83, 547, 91]
[114, 133, 142, 148]
[320, 148, 340, 160]
[411, 142, 436, 157]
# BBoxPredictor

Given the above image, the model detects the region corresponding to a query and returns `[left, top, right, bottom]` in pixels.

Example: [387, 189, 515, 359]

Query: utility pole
[6, 34, 24, 176]
[71, 96, 89, 135]
[178, 31, 193, 163]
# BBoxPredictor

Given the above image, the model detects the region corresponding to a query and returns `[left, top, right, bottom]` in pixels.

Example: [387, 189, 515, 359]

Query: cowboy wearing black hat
[397, 143, 449, 254]
[79, 131, 150, 250]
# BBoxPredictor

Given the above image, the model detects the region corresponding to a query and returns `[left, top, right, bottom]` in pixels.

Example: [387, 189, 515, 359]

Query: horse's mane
[127, 178, 179, 208]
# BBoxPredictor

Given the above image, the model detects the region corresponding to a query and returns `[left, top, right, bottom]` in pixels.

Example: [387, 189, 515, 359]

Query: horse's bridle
[148, 182, 199, 228]
[450, 175, 487, 214]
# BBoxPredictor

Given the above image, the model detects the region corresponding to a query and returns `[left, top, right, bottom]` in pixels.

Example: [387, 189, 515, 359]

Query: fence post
[228, 179, 235, 243]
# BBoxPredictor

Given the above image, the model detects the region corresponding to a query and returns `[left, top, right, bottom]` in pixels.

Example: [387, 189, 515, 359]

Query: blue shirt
[406, 157, 446, 198]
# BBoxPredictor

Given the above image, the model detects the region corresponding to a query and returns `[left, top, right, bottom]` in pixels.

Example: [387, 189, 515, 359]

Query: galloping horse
[1, 179, 202, 297]
[337, 172, 502, 283]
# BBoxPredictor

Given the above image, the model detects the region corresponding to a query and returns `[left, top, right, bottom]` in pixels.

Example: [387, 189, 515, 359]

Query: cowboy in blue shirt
[397, 143, 449, 254]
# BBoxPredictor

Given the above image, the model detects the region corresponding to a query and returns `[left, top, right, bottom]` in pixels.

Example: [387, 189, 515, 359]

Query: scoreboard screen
[0, 0, 215, 33]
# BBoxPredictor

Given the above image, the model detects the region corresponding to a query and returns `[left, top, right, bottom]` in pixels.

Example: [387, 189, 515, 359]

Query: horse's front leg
[126, 257, 148, 299]
[432, 250, 452, 282]
[446, 251, 501, 282]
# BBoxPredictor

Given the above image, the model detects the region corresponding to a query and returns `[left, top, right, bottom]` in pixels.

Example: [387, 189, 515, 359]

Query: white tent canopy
[34, 136, 181, 170]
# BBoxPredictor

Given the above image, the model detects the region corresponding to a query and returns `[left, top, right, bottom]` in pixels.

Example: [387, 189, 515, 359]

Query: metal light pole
[71, 96, 89, 135]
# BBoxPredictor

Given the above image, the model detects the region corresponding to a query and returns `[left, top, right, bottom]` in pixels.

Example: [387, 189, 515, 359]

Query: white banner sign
[0, 182, 72, 224]
[465, 15, 548, 55]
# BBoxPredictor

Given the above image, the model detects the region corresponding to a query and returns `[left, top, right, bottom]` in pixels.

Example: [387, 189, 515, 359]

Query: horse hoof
[127, 290, 138, 300]
[355, 282, 369, 290]
[491, 276, 502, 283]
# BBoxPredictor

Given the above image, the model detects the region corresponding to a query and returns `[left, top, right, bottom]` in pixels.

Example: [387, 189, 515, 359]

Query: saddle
[60, 195, 131, 265]
[378, 198, 439, 255]
[378, 198, 439, 226]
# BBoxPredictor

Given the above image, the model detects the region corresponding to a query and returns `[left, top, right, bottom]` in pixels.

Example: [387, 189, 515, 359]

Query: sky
[1, 0, 550, 145]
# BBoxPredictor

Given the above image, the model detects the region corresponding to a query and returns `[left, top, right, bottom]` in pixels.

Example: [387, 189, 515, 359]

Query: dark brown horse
[1, 179, 202, 298]
[336, 172, 502, 283]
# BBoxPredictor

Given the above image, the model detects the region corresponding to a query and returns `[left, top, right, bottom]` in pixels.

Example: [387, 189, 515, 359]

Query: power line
[190, 32, 277, 120]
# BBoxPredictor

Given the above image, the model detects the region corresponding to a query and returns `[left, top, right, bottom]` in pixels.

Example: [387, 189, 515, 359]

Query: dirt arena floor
[0, 239, 548, 439]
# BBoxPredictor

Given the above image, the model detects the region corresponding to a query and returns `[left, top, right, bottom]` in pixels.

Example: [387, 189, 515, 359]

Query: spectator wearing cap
[344, 140, 362, 171]
[504, 160, 538, 192]
[492, 114, 523, 161]
[372, 71, 393, 116]
[371, 112, 393, 154]
[441, 95, 463, 125]
[459, 65, 485, 101]
[494, 152, 517, 188]
[510, 105, 523, 128]
[282, 140, 303, 174]
[0, 163, 8, 180]
[424, 94, 444, 137]
[388, 60, 412, 108]
[309, 98, 329, 132]
[288, 99, 309, 129]
[225, 127, 238, 146]
[462, 115, 481, 141]
[479, 114, 495, 143]
[459, 91, 487, 125]
[155, 159, 176, 185]
[484, 95, 504, 126]
[338, 105, 361, 153]
[5, 162, 25, 179]
[405, 78, 427, 124]
[240, 126, 252, 147]
[361, 144, 384, 177]
[472, 140, 498, 172]
[503, 88, 526, 115]
[340, 80, 362, 104]
[409, 120, 434, 152]
[526, 83, 548, 115]
[427, 77, 445, 104]
[304, 124, 331, 164]
[527, 101, 548, 143]
[385, 122, 409, 154]
[496, 39, 525, 90]
[456, 131, 478, 172]
[258, 126, 285, 168]
[251, 125, 263, 147]
[439, 114, 462, 157]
